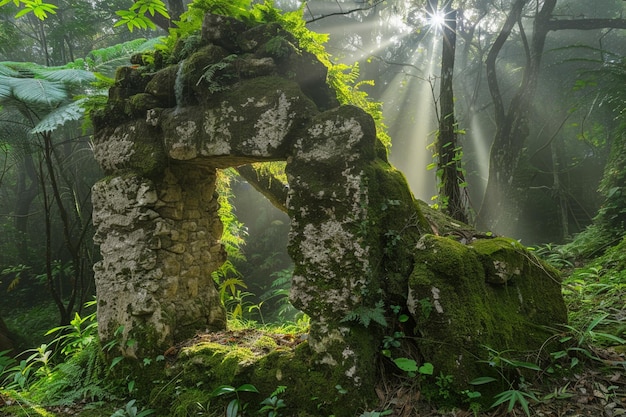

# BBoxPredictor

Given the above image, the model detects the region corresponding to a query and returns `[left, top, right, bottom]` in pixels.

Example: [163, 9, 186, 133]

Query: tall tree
[0, 37, 157, 323]
[434, 2, 469, 222]
[476, 0, 626, 233]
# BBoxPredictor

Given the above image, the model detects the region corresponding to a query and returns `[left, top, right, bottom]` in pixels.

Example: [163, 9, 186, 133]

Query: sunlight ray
[385, 36, 440, 202]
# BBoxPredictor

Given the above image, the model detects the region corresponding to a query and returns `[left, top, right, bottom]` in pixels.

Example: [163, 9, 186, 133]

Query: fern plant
[341, 300, 388, 328]
[197, 54, 238, 93]
[26, 300, 114, 405]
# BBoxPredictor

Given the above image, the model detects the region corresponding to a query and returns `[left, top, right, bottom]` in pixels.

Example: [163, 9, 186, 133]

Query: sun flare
[426, 9, 446, 31]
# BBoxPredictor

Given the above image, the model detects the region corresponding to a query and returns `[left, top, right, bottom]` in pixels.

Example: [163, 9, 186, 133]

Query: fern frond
[31, 98, 87, 134]
[218, 275, 247, 303]
[250, 161, 287, 184]
[198, 54, 238, 92]
[270, 269, 293, 289]
[0, 77, 11, 100]
[7, 276, 20, 292]
[33, 68, 96, 85]
[0, 63, 20, 77]
[82, 38, 160, 74]
[5, 77, 67, 108]
[30, 342, 111, 406]
[341, 301, 388, 328]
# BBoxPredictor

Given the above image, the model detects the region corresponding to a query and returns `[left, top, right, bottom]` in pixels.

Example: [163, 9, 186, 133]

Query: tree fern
[78, 38, 161, 74]
[32, 68, 96, 85]
[2, 76, 67, 108]
[0, 111, 33, 169]
[31, 98, 87, 134]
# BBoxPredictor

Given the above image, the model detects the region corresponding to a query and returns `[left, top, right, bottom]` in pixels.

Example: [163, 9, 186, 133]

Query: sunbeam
[469, 114, 490, 198]
[384, 35, 440, 202]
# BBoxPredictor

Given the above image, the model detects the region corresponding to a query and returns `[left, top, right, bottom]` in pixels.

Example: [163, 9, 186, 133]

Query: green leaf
[225, 399, 239, 417]
[491, 389, 536, 416]
[418, 362, 434, 375]
[507, 360, 542, 371]
[235, 383, 259, 393]
[31, 98, 87, 134]
[7, 77, 67, 107]
[0, 63, 21, 77]
[469, 376, 497, 385]
[393, 357, 417, 372]
[14, 7, 30, 18]
[33, 5, 56, 20]
[592, 332, 626, 345]
[211, 385, 235, 397]
[33, 68, 96, 84]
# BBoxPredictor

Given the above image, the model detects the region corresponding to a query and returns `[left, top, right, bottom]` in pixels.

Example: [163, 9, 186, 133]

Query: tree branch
[235, 165, 288, 213]
[305, 0, 386, 23]
[485, 0, 525, 127]
[547, 18, 626, 31]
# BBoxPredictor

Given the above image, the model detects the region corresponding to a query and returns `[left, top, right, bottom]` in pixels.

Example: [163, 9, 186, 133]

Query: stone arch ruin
[91, 13, 567, 409]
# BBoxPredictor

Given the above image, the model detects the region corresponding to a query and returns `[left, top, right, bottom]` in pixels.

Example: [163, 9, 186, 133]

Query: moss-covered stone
[144, 65, 178, 107]
[127, 93, 162, 118]
[159, 334, 372, 417]
[408, 234, 567, 401]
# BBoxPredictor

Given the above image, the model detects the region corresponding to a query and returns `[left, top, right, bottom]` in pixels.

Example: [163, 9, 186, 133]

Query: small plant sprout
[259, 385, 287, 417]
[210, 383, 260, 417]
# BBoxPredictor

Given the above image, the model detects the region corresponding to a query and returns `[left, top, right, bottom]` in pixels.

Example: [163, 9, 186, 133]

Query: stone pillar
[286, 105, 381, 399]
[92, 161, 226, 357]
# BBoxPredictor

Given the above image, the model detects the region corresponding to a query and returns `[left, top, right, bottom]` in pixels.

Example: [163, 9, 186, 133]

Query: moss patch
[408, 234, 567, 402]
[151, 329, 371, 417]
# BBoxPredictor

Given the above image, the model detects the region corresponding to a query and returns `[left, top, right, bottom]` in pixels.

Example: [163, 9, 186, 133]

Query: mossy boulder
[408, 235, 567, 400]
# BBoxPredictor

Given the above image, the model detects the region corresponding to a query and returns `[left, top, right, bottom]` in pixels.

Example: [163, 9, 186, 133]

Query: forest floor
[2, 241, 626, 416]
[405, 355, 626, 416]
[2, 329, 623, 417]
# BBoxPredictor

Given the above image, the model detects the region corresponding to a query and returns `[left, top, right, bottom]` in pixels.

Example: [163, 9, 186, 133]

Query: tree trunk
[436, 6, 468, 223]
[14, 153, 39, 263]
[551, 140, 569, 241]
[476, 0, 556, 233]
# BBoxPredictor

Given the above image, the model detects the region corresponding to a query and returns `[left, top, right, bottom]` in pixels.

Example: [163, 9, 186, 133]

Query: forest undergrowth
[1, 233, 625, 417]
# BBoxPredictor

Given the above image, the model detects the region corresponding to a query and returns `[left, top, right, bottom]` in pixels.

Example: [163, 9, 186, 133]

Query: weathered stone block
[408, 234, 567, 395]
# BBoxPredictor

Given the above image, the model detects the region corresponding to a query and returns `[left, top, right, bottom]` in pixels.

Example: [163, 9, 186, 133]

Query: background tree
[475, 0, 626, 235]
